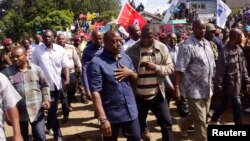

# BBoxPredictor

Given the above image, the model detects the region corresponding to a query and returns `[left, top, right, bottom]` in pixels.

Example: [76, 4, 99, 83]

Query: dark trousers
[46, 89, 62, 140]
[211, 95, 242, 125]
[177, 96, 190, 117]
[67, 72, 76, 105]
[103, 118, 141, 141]
[136, 93, 174, 141]
[60, 91, 69, 117]
[60, 89, 69, 118]
[20, 111, 46, 141]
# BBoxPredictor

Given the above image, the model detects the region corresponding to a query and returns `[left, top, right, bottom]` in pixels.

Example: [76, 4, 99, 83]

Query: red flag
[79, 13, 87, 19]
[117, 2, 147, 32]
[93, 20, 105, 30]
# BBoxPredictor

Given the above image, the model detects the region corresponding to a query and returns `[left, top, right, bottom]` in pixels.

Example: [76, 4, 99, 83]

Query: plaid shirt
[1, 63, 50, 122]
[215, 45, 250, 96]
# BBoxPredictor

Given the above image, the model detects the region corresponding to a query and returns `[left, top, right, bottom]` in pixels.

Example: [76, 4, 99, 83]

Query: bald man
[174, 19, 215, 141]
[81, 30, 103, 102]
[211, 28, 250, 125]
[87, 30, 141, 141]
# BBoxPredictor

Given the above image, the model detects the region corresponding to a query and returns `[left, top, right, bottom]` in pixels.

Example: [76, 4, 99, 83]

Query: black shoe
[81, 96, 90, 104]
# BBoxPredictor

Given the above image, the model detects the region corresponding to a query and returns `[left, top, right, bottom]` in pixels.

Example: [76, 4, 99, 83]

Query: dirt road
[4, 94, 250, 141]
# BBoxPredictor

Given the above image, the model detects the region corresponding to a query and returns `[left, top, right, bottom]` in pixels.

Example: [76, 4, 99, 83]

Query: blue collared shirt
[81, 41, 104, 93]
[87, 49, 138, 123]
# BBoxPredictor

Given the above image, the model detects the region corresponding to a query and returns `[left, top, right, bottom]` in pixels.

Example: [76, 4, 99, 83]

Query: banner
[162, 0, 179, 24]
[216, 0, 231, 29]
[117, 2, 147, 32]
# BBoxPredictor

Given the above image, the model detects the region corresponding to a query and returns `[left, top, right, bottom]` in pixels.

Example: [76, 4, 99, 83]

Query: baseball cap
[2, 38, 12, 45]
[206, 23, 216, 32]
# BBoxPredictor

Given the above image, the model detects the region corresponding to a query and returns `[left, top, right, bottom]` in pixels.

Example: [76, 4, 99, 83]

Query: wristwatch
[99, 117, 108, 123]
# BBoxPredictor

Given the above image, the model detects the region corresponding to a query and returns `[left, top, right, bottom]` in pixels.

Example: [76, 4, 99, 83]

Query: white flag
[216, 0, 231, 29]
[162, 0, 179, 24]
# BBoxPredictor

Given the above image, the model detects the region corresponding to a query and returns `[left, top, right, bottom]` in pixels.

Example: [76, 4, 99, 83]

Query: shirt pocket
[29, 73, 40, 90]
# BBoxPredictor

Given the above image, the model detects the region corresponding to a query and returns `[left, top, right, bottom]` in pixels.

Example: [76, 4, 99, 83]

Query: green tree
[1, 9, 26, 42]
[0, 0, 121, 40]
[0, 21, 6, 41]
[23, 0, 56, 22]
[26, 10, 74, 34]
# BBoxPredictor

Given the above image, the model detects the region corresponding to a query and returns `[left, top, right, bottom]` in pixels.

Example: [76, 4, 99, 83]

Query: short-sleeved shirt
[175, 35, 215, 99]
[32, 43, 69, 91]
[64, 44, 81, 73]
[2, 63, 50, 122]
[87, 49, 138, 123]
[0, 73, 22, 141]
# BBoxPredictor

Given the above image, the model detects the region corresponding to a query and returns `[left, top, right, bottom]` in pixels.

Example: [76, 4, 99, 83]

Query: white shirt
[123, 38, 136, 51]
[31, 42, 43, 48]
[0, 73, 21, 141]
[167, 45, 179, 65]
[32, 43, 69, 91]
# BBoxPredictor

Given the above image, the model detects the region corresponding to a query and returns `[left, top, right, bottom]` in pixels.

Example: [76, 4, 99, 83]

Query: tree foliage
[0, 0, 121, 41]
[1, 9, 26, 41]
[26, 10, 74, 33]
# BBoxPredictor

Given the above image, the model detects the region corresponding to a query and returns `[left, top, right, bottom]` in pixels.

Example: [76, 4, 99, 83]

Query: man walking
[32, 30, 69, 141]
[126, 24, 174, 141]
[211, 28, 250, 125]
[87, 30, 141, 141]
[2, 46, 50, 141]
[174, 19, 215, 141]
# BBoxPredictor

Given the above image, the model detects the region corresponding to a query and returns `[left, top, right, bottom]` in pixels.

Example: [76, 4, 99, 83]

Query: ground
[4, 94, 250, 141]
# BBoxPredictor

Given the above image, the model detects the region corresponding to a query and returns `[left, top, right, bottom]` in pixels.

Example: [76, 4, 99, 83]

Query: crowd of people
[1, 2, 250, 141]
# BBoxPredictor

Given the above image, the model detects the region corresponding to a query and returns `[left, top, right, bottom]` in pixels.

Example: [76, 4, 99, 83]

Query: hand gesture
[42, 100, 51, 109]
[143, 61, 157, 71]
[100, 121, 112, 137]
[114, 63, 133, 82]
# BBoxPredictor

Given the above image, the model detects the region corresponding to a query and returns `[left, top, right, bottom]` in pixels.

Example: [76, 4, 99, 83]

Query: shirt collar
[103, 49, 122, 61]
[167, 44, 178, 51]
[191, 35, 206, 47]
[140, 40, 161, 51]
[13, 61, 32, 72]
[43, 43, 57, 51]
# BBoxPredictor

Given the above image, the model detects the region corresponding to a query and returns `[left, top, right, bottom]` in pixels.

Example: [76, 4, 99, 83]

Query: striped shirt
[136, 47, 159, 100]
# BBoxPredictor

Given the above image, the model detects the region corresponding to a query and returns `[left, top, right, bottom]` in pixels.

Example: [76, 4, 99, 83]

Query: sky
[120, 0, 169, 14]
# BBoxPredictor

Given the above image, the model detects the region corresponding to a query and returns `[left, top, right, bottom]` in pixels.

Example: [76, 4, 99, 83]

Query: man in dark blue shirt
[87, 30, 141, 141]
[82, 30, 103, 100]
